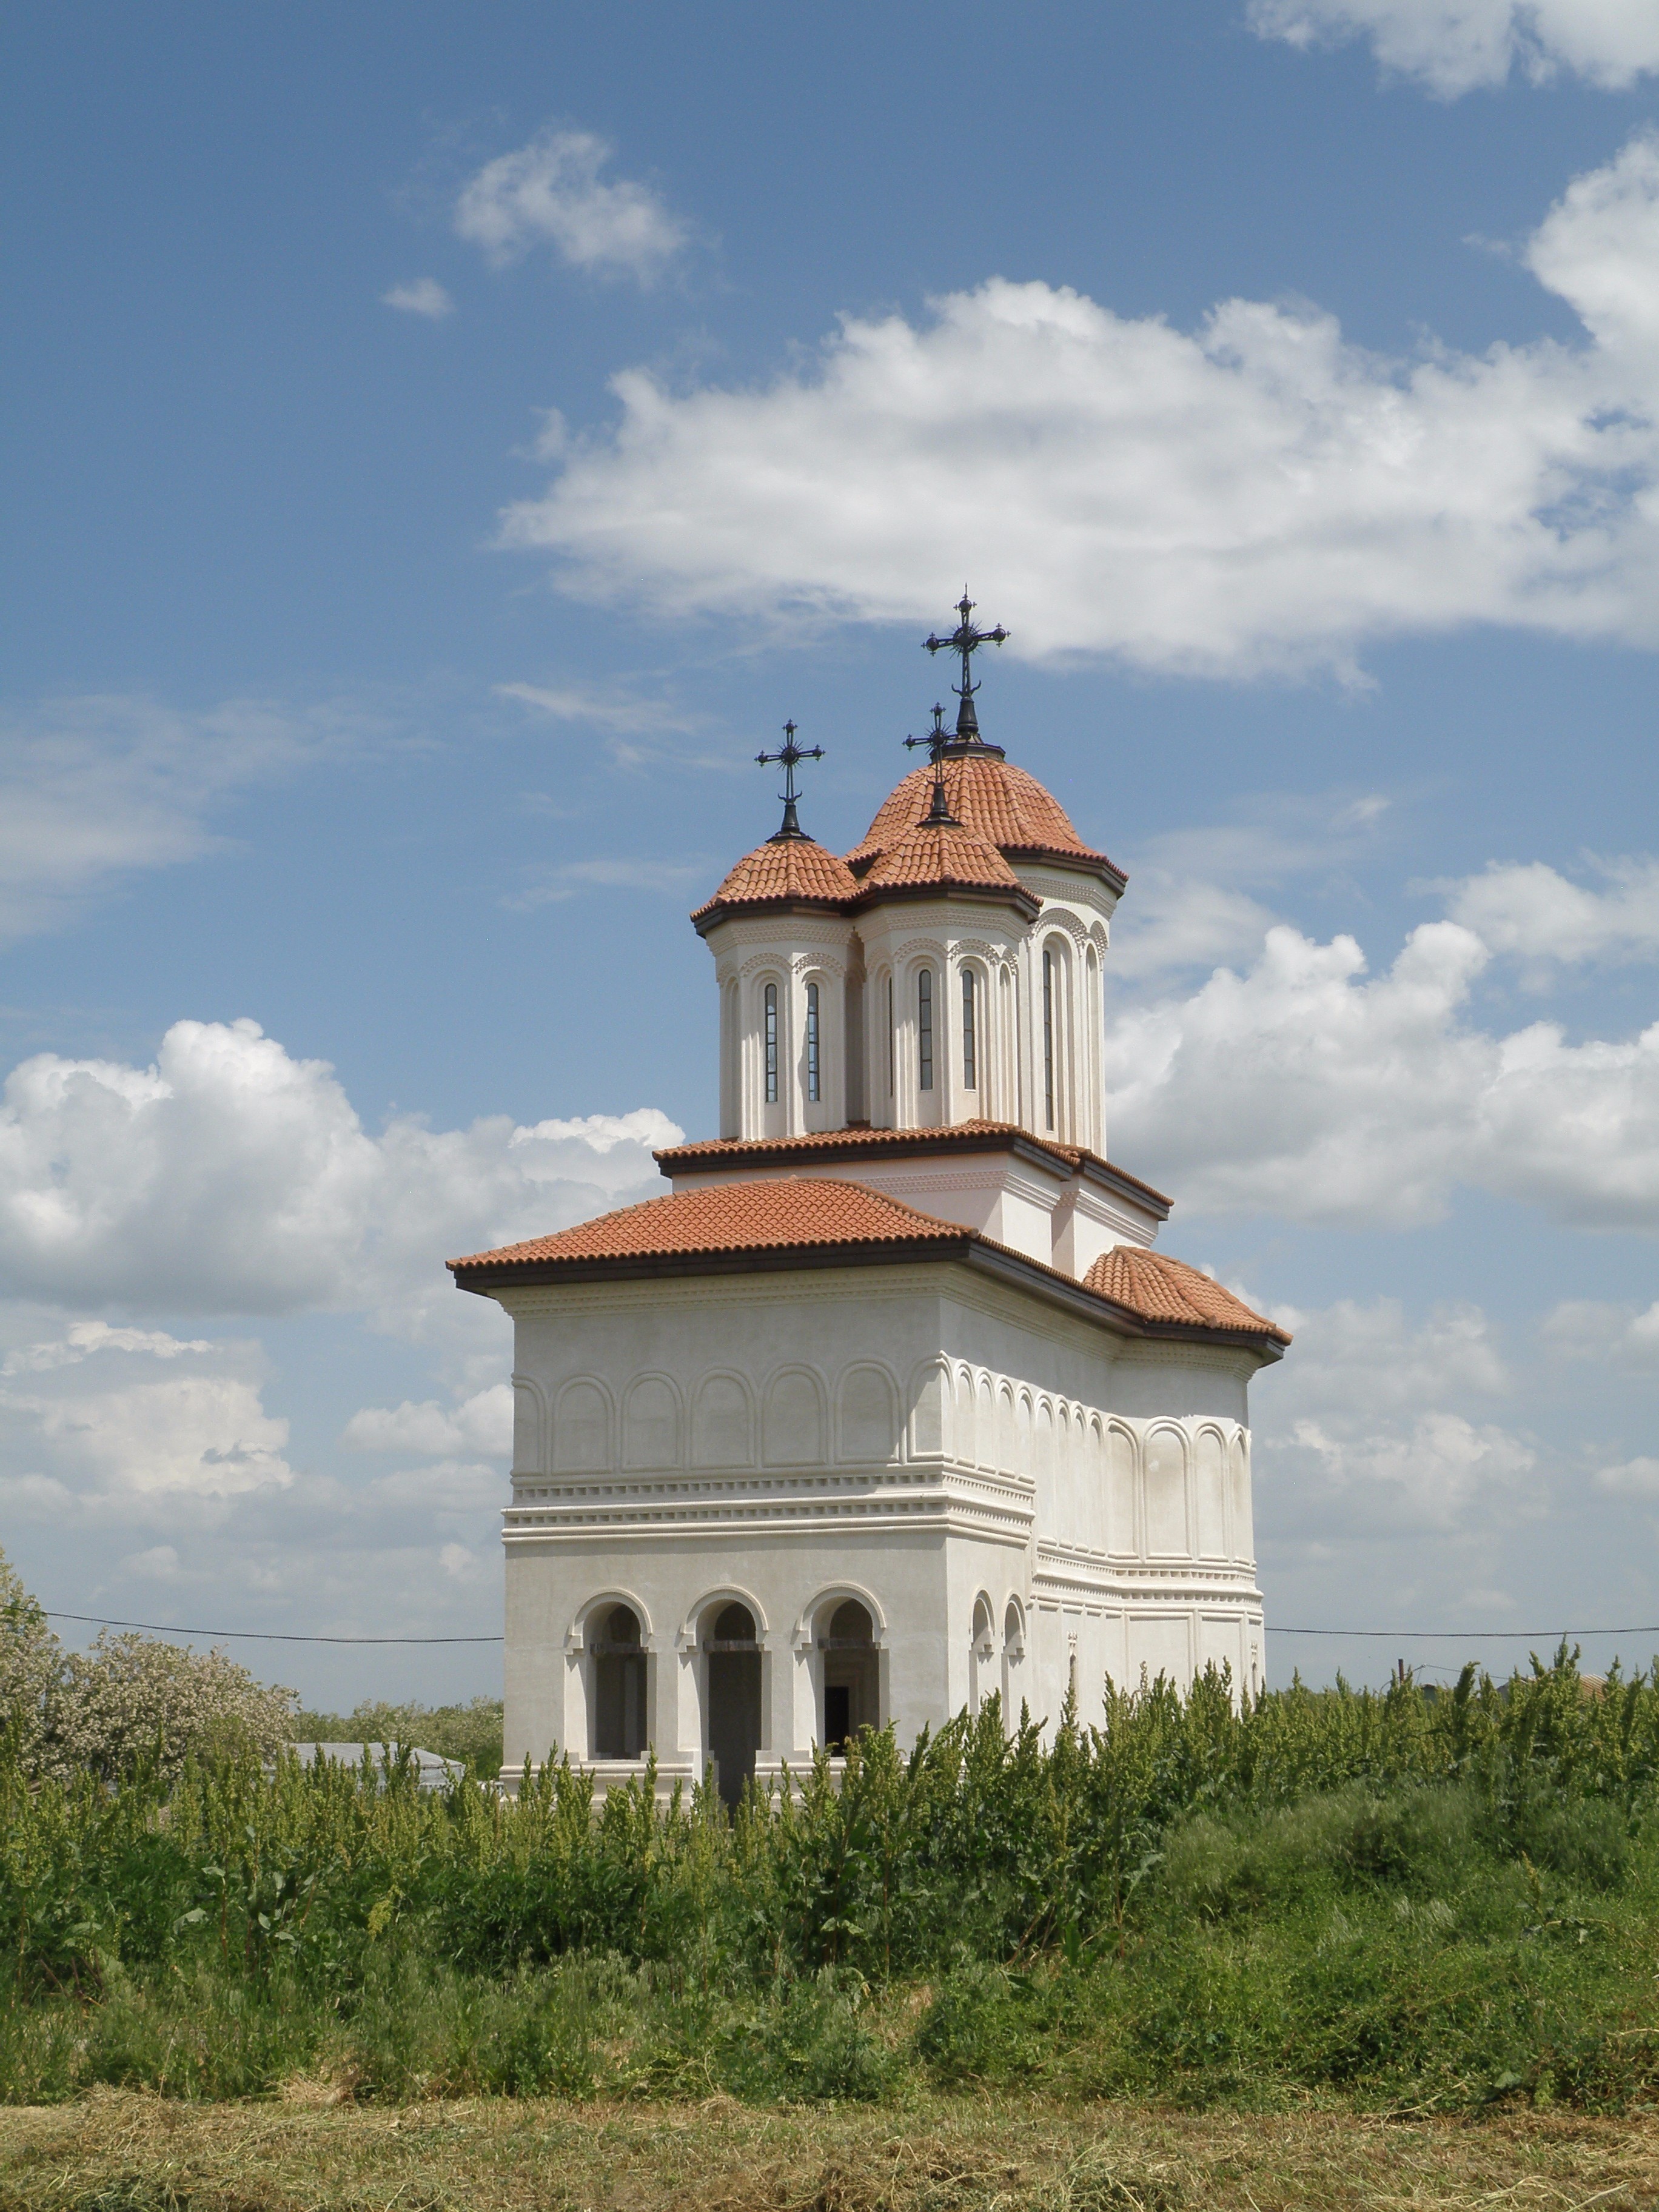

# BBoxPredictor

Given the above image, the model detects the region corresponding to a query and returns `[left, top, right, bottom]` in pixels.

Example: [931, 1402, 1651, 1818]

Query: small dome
[691, 834, 859, 925]
[856, 817, 1035, 908]
[847, 754, 1121, 883]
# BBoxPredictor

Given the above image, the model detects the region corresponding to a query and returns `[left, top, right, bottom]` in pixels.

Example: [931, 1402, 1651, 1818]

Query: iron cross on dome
[756, 720, 823, 842]
[924, 590, 1009, 744]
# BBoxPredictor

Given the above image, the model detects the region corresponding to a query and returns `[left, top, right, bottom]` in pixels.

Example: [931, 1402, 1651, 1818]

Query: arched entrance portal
[820, 1599, 878, 1751]
[705, 1602, 761, 1810]
[592, 1604, 646, 1758]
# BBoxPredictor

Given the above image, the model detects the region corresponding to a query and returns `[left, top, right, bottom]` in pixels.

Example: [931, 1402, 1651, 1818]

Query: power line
[43, 1611, 502, 1646]
[1275, 1625, 1659, 1641]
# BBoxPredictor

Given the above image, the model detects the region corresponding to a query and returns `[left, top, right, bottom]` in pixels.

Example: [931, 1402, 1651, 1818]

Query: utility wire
[38, 1610, 1659, 1649]
[43, 1611, 501, 1645]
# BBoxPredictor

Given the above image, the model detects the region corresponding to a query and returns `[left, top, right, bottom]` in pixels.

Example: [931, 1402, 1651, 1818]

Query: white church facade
[452, 600, 1289, 1804]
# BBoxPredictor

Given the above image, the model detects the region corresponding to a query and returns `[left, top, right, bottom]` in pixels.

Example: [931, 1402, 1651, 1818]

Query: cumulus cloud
[381, 278, 454, 319]
[0, 1326, 292, 1501]
[1256, 1297, 1538, 1538]
[504, 134, 1659, 679]
[454, 127, 688, 283]
[0, 1017, 680, 1324]
[1248, 0, 1659, 96]
[0, 695, 363, 943]
[1440, 856, 1659, 971]
[1106, 913, 1659, 1228]
[344, 1384, 514, 1458]
[1597, 1454, 1659, 1493]
[1540, 1298, 1659, 1366]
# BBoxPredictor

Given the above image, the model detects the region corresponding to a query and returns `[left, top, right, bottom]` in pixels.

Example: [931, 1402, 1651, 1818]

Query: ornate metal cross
[756, 720, 823, 841]
[924, 591, 1008, 743]
[904, 703, 959, 825]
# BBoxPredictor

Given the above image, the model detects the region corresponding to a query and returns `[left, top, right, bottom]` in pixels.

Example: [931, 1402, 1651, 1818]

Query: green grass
[8, 1652, 1659, 2114]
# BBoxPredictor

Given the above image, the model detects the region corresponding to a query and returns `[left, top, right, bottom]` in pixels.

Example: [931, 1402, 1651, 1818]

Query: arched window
[886, 975, 895, 1099]
[820, 1598, 877, 1750]
[1042, 949, 1055, 1130]
[764, 982, 778, 1105]
[918, 968, 934, 1091]
[592, 1603, 646, 1759]
[961, 967, 976, 1089]
[806, 981, 820, 1102]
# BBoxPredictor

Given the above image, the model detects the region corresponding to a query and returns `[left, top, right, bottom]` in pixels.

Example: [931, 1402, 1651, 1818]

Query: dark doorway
[592, 1604, 647, 1758]
[705, 1601, 761, 1811]
[821, 1600, 878, 1751]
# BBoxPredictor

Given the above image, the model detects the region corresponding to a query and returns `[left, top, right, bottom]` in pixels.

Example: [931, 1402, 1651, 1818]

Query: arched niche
[1107, 1424, 1137, 1556]
[691, 1372, 753, 1469]
[837, 1364, 900, 1464]
[1144, 1424, 1190, 1557]
[763, 1367, 825, 1467]
[1195, 1427, 1227, 1557]
[623, 1375, 681, 1471]
[512, 1378, 545, 1474]
[552, 1379, 611, 1473]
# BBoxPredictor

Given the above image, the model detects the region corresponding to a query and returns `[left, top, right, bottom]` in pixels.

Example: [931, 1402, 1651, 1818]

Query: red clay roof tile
[1084, 1245, 1291, 1344]
[691, 836, 860, 923]
[847, 756, 1121, 880]
[856, 817, 1035, 905]
[449, 1177, 962, 1273]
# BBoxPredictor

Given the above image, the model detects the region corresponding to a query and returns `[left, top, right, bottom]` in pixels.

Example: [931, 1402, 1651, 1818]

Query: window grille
[886, 976, 894, 1098]
[961, 968, 976, 1089]
[765, 982, 778, 1104]
[806, 982, 820, 1102]
[918, 968, 934, 1091]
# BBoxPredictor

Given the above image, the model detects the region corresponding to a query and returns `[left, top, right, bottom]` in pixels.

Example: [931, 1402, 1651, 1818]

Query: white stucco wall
[494, 1259, 1267, 1791]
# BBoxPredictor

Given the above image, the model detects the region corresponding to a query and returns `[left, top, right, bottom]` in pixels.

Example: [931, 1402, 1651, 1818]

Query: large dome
[846, 752, 1123, 888]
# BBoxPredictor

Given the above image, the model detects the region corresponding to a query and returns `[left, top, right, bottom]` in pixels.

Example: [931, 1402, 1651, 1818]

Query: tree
[0, 1547, 63, 1773]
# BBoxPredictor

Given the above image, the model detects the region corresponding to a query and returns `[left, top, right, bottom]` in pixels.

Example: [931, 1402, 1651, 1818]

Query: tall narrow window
[765, 982, 778, 1105]
[805, 982, 820, 1102]
[1042, 950, 1055, 1130]
[961, 968, 976, 1090]
[918, 968, 934, 1091]
[886, 977, 894, 1099]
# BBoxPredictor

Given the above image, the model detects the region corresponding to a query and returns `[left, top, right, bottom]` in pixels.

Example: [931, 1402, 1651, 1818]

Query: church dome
[691, 832, 859, 927]
[846, 752, 1123, 890]
[854, 814, 1037, 913]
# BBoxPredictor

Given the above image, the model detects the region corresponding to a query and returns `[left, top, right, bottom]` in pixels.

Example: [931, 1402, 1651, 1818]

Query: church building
[451, 599, 1289, 1804]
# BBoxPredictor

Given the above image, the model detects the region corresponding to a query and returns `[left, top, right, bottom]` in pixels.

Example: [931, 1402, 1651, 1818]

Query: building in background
[452, 600, 1289, 1805]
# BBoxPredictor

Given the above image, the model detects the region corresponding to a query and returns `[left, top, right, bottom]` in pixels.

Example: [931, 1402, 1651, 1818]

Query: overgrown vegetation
[291, 1698, 504, 1779]
[8, 1639, 1659, 2113]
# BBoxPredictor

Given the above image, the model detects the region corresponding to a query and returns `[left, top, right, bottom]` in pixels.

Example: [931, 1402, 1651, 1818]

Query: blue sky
[4, 0, 1659, 1706]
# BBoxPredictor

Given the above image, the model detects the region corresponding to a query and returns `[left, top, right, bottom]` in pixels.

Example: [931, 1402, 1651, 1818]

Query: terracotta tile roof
[1084, 1245, 1292, 1344]
[655, 1123, 1173, 1213]
[452, 1181, 1280, 1353]
[449, 1177, 964, 1274]
[856, 817, 1036, 908]
[691, 835, 860, 923]
[846, 756, 1122, 883]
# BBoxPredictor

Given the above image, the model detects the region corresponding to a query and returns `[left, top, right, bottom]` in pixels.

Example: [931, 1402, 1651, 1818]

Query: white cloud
[0, 695, 363, 943]
[0, 1017, 680, 1323]
[3, 1321, 212, 1376]
[344, 1383, 513, 1458]
[1540, 1298, 1659, 1366]
[382, 278, 454, 320]
[1258, 1296, 1538, 1537]
[454, 128, 688, 283]
[1597, 1454, 1659, 1493]
[1248, 0, 1659, 96]
[505, 857, 712, 910]
[1106, 914, 1659, 1228]
[1441, 856, 1659, 971]
[1110, 797, 1393, 982]
[1, 1329, 293, 1500]
[495, 680, 701, 739]
[504, 134, 1659, 680]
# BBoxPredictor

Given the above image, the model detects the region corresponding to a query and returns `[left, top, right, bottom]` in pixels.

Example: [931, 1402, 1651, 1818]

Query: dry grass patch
[2, 2094, 1658, 2212]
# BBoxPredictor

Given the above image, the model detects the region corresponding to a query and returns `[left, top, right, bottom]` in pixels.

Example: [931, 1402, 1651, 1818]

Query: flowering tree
[0, 1548, 296, 1784]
